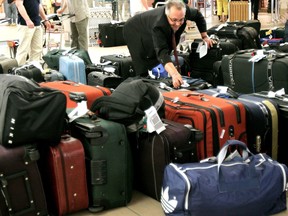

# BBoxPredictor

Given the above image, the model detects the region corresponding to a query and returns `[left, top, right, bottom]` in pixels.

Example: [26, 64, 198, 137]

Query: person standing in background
[130, 0, 151, 17]
[0, 0, 18, 26]
[15, 0, 51, 65]
[216, 0, 228, 22]
[57, 0, 89, 51]
[251, 0, 259, 20]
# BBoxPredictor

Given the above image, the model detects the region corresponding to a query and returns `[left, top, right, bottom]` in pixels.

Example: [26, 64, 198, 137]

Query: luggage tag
[144, 106, 166, 134]
[68, 92, 89, 122]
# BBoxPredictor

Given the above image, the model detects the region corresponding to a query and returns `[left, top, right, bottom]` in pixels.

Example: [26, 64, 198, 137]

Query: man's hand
[171, 72, 183, 88]
[44, 20, 51, 30]
[26, 19, 34, 28]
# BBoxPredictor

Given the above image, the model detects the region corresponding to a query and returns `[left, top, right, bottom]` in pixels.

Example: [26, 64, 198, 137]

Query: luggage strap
[262, 100, 278, 160]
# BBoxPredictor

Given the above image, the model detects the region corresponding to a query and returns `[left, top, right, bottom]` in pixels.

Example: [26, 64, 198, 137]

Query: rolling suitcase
[38, 135, 89, 215]
[70, 115, 133, 212]
[40, 81, 111, 109]
[59, 55, 87, 84]
[9, 64, 45, 83]
[163, 90, 247, 160]
[0, 54, 18, 74]
[98, 22, 126, 47]
[0, 145, 48, 216]
[189, 39, 238, 86]
[100, 54, 136, 79]
[131, 119, 203, 201]
[221, 50, 288, 94]
[197, 88, 279, 158]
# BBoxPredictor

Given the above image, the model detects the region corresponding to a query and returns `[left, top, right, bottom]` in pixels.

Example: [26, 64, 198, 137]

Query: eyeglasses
[167, 16, 185, 24]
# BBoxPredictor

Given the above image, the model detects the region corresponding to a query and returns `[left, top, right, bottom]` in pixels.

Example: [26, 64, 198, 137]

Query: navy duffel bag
[161, 140, 288, 216]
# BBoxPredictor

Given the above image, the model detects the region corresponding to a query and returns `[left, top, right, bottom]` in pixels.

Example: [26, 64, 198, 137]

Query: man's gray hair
[165, 0, 186, 16]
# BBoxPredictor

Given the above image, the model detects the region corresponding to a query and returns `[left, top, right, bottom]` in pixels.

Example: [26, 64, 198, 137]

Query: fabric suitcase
[197, 88, 279, 158]
[0, 54, 18, 74]
[98, 22, 126, 47]
[87, 65, 123, 89]
[131, 119, 203, 201]
[70, 116, 133, 212]
[163, 90, 247, 160]
[161, 140, 288, 216]
[40, 81, 111, 109]
[38, 135, 89, 215]
[250, 91, 288, 166]
[9, 64, 45, 83]
[59, 55, 87, 84]
[0, 145, 48, 216]
[0, 74, 67, 147]
[43, 48, 92, 70]
[43, 69, 65, 82]
[100, 55, 136, 79]
[221, 50, 288, 94]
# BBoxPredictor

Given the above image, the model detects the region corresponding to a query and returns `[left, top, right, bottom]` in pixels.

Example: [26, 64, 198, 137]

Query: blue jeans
[4, 1, 17, 24]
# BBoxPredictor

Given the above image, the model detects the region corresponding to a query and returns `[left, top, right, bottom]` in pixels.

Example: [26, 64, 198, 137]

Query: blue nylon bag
[161, 140, 288, 216]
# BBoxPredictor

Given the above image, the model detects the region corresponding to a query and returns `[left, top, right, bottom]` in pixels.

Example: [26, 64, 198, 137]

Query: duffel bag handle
[217, 140, 253, 171]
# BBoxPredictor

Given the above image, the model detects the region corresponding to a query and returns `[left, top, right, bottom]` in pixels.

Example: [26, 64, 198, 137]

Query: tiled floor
[1, 9, 288, 216]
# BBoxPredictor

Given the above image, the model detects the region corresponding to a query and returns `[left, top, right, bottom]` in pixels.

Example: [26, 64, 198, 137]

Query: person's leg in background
[3, 0, 12, 25]
[222, 0, 228, 22]
[10, 2, 17, 25]
[251, 0, 259, 20]
[75, 17, 88, 51]
[16, 26, 34, 65]
[28, 26, 43, 62]
[70, 21, 78, 49]
[216, 0, 224, 22]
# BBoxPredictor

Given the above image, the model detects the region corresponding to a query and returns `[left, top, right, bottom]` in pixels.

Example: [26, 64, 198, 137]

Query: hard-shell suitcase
[0, 54, 18, 74]
[59, 55, 87, 84]
[70, 115, 133, 212]
[40, 81, 111, 109]
[221, 50, 288, 94]
[197, 88, 279, 158]
[0, 145, 48, 216]
[100, 54, 136, 79]
[131, 119, 203, 201]
[163, 90, 247, 159]
[38, 135, 89, 215]
[98, 22, 126, 47]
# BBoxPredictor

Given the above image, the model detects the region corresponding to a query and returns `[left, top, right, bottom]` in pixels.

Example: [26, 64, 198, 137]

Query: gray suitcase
[0, 54, 18, 74]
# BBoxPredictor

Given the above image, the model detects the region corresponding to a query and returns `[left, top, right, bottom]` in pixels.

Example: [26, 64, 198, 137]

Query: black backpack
[90, 78, 165, 126]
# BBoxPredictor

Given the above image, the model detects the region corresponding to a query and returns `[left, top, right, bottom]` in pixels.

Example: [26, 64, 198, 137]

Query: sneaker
[11, 23, 17, 26]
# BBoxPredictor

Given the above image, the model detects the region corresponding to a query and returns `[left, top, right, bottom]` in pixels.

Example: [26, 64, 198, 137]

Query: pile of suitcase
[1, 19, 288, 215]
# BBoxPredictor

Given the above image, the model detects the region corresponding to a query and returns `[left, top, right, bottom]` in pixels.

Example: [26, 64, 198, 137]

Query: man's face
[166, 6, 185, 32]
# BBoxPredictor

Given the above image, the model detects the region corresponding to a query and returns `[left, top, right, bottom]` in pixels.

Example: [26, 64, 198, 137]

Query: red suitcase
[39, 135, 89, 215]
[163, 90, 247, 160]
[40, 81, 111, 109]
[0, 145, 48, 216]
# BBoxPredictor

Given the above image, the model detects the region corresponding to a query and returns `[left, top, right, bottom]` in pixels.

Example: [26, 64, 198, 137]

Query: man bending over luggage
[123, 0, 213, 88]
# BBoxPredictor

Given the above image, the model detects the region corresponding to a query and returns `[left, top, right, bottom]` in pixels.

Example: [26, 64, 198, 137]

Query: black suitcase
[189, 39, 238, 86]
[130, 119, 203, 201]
[70, 115, 133, 212]
[221, 50, 288, 94]
[98, 22, 126, 47]
[100, 54, 136, 79]
[0, 54, 18, 74]
[0, 144, 48, 216]
[10, 64, 45, 83]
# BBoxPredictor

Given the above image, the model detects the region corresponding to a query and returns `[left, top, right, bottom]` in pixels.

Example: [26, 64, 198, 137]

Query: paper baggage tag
[144, 106, 166, 134]
[68, 101, 89, 122]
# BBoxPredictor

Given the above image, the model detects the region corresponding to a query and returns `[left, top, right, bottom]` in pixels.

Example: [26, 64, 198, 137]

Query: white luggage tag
[68, 100, 89, 122]
[144, 106, 166, 134]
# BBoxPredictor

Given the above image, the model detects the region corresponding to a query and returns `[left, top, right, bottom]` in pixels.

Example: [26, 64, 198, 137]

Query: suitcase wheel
[88, 206, 104, 213]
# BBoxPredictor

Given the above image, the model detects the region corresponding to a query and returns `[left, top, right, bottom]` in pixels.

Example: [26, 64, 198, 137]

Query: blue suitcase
[59, 55, 87, 84]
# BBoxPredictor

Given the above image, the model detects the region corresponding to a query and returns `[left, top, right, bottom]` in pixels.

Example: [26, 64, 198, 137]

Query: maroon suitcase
[0, 145, 48, 216]
[39, 135, 89, 215]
